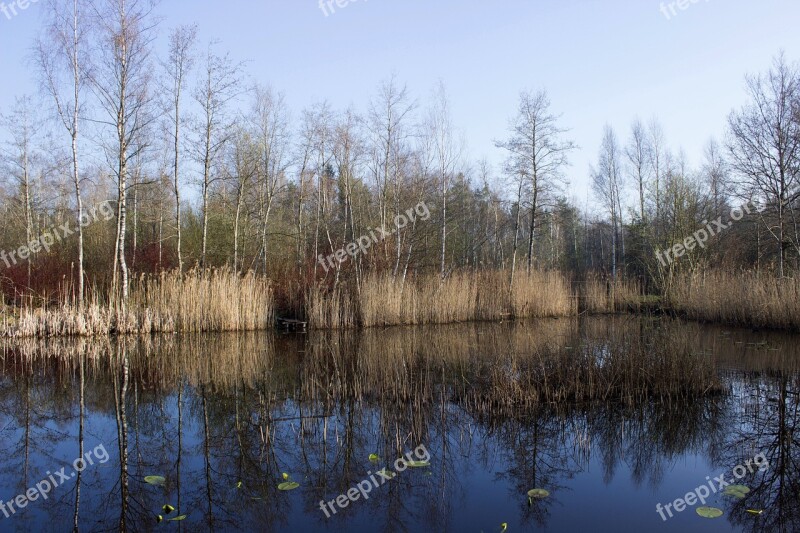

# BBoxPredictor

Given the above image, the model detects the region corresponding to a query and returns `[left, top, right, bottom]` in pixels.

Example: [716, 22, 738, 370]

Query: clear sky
[0, 0, 798, 204]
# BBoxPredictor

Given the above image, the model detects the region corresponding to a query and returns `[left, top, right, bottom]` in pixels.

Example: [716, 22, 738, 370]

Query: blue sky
[0, 0, 798, 204]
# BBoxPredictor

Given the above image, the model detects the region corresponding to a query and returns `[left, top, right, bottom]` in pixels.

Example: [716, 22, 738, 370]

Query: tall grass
[312, 270, 576, 329]
[580, 273, 642, 314]
[2, 268, 274, 338]
[667, 271, 800, 331]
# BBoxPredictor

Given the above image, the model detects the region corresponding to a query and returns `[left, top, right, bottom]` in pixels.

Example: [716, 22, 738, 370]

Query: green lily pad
[405, 460, 430, 468]
[369, 454, 380, 463]
[278, 481, 300, 491]
[527, 488, 550, 499]
[144, 476, 166, 486]
[723, 485, 750, 499]
[168, 515, 187, 521]
[697, 506, 723, 518]
[162, 504, 175, 514]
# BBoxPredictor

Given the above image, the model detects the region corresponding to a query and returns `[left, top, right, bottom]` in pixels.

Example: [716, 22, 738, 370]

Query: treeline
[1, 0, 798, 309]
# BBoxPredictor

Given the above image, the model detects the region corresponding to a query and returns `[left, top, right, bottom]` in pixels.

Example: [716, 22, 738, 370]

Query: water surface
[0, 317, 797, 532]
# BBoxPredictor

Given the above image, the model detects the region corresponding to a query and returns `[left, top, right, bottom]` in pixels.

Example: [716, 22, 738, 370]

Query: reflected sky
[0, 317, 797, 532]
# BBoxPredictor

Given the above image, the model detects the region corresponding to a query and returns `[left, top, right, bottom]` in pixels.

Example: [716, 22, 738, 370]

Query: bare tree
[702, 138, 728, 218]
[89, 0, 158, 304]
[192, 43, 243, 268]
[648, 118, 667, 225]
[727, 53, 800, 277]
[429, 82, 461, 279]
[626, 118, 652, 222]
[0, 97, 41, 287]
[162, 24, 197, 274]
[367, 77, 415, 270]
[225, 126, 256, 273]
[250, 85, 290, 276]
[36, 0, 88, 305]
[593, 125, 623, 279]
[496, 89, 576, 275]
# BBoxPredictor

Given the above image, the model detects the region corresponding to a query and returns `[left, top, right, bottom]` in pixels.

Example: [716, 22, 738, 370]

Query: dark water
[0, 317, 797, 533]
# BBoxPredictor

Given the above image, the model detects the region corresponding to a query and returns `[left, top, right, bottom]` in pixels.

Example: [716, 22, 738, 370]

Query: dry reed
[1, 268, 274, 338]
[666, 271, 800, 331]
[580, 273, 642, 314]
[312, 270, 576, 329]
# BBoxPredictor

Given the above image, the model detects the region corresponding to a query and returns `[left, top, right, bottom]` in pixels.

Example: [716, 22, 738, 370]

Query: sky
[0, 0, 798, 207]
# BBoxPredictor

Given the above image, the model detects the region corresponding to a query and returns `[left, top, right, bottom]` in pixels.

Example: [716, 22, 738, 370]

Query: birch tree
[497, 90, 575, 275]
[89, 0, 158, 304]
[36, 0, 88, 304]
[192, 43, 243, 268]
[162, 24, 197, 274]
[592, 125, 623, 279]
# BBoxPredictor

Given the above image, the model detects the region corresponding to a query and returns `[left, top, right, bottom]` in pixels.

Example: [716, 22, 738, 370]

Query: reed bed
[1, 268, 274, 338]
[579, 273, 642, 314]
[666, 271, 800, 331]
[312, 270, 576, 329]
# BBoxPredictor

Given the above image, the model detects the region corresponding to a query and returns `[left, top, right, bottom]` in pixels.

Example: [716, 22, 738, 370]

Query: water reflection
[0, 317, 797, 532]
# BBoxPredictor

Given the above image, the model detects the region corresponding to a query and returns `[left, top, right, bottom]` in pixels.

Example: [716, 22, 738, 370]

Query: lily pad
[282, 472, 290, 481]
[168, 515, 187, 521]
[746, 509, 763, 515]
[369, 454, 380, 463]
[162, 504, 175, 514]
[278, 481, 300, 491]
[723, 485, 750, 499]
[405, 460, 430, 468]
[144, 475, 166, 487]
[527, 488, 550, 499]
[696, 506, 723, 519]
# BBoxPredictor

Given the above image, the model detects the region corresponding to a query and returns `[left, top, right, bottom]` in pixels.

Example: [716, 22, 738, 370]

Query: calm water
[0, 317, 797, 533]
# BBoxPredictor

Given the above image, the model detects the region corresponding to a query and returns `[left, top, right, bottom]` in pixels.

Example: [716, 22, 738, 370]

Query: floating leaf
[723, 485, 750, 499]
[696, 506, 723, 519]
[156, 515, 163, 523]
[527, 488, 550, 499]
[236, 481, 243, 489]
[746, 509, 763, 515]
[168, 515, 187, 521]
[278, 481, 300, 491]
[500, 523, 508, 532]
[405, 460, 430, 468]
[369, 454, 380, 463]
[162, 504, 175, 514]
[282, 473, 290, 481]
[144, 475, 166, 487]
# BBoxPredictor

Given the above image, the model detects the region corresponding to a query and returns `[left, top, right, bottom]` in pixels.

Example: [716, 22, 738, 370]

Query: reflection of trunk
[202, 385, 214, 527]
[176, 379, 184, 519]
[114, 344, 130, 532]
[24, 375, 30, 487]
[73, 352, 85, 532]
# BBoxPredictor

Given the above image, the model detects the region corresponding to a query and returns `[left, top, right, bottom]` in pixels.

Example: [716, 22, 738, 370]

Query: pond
[0, 316, 797, 532]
